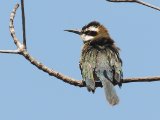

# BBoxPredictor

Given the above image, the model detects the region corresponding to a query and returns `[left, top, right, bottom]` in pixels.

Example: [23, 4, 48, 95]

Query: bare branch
[106, 0, 160, 11]
[107, 0, 135, 2]
[0, 49, 20, 54]
[1, 3, 160, 89]
[135, 0, 160, 11]
[9, 4, 85, 87]
[95, 76, 160, 87]
[123, 76, 160, 83]
[9, 4, 24, 50]
[21, 0, 27, 49]
[22, 50, 85, 87]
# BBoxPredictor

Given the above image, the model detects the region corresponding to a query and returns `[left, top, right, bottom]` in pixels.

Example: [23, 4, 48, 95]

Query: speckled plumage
[65, 21, 123, 105]
[80, 37, 123, 105]
[80, 37, 123, 88]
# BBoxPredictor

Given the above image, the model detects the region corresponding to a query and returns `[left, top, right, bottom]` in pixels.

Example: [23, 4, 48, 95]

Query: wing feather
[79, 47, 97, 92]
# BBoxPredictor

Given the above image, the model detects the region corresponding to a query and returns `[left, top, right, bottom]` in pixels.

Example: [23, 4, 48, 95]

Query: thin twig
[107, 0, 135, 2]
[135, 0, 160, 11]
[124, 76, 160, 83]
[0, 50, 20, 54]
[21, 0, 27, 49]
[95, 76, 160, 87]
[106, 0, 160, 11]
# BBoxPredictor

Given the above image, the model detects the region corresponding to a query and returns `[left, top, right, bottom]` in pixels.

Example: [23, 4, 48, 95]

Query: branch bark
[8, 3, 85, 87]
[1, 3, 160, 89]
[106, 0, 160, 11]
[0, 50, 20, 54]
[21, 0, 27, 49]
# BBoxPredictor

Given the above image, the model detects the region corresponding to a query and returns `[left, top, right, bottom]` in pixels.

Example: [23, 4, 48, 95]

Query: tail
[101, 79, 119, 106]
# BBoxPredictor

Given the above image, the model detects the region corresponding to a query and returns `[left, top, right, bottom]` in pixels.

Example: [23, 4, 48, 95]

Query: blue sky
[0, 0, 160, 120]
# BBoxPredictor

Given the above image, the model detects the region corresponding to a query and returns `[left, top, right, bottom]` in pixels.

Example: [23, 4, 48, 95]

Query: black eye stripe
[83, 31, 98, 36]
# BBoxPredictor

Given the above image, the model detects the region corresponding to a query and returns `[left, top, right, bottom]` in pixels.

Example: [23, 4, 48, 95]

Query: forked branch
[0, 3, 160, 88]
[106, 0, 160, 11]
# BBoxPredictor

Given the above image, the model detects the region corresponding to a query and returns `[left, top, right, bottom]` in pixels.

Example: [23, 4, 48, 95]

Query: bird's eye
[84, 31, 97, 36]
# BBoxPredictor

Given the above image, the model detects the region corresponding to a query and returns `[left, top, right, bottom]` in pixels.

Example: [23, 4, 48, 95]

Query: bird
[65, 21, 123, 106]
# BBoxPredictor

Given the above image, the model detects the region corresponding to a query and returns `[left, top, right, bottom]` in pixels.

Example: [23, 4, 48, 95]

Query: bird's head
[65, 21, 110, 43]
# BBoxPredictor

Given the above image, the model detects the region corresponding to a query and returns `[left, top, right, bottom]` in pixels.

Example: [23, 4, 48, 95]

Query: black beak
[64, 29, 81, 35]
